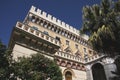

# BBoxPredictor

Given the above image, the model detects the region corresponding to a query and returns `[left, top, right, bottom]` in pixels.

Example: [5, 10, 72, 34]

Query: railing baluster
[16, 22, 60, 47]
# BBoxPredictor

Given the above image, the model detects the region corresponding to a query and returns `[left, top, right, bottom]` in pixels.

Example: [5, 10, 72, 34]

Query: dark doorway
[92, 63, 107, 80]
[65, 71, 72, 80]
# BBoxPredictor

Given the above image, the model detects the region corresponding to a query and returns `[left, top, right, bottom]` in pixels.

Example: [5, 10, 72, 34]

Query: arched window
[65, 71, 72, 80]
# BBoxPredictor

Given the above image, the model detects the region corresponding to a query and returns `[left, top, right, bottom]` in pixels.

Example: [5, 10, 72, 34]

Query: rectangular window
[31, 26, 38, 30]
[43, 31, 49, 35]
[89, 50, 92, 54]
[66, 40, 69, 45]
[56, 36, 60, 41]
[75, 44, 78, 49]
[84, 48, 86, 53]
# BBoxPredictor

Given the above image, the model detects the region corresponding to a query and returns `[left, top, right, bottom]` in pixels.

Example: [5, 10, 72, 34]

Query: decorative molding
[85, 65, 91, 70]
[56, 58, 85, 71]
[102, 57, 114, 64]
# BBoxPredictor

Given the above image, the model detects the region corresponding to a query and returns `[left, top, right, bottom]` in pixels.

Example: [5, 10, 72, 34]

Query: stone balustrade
[16, 22, 60, 47]
[55, 51, 105, 64]
[55, 51, 84, 63]
[85, 54, 105, 63]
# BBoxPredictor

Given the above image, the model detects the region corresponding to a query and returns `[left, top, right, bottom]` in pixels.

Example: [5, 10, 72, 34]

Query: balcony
[55, 51, 105, 64]
[15, 22, 60, 49]
[85, 54, 105, 63]
[55, 51, 84, 63]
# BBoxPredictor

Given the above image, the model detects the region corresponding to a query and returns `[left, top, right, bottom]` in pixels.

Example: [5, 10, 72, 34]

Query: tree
[81, 0, 120, 56]
[0, 40, 12, 79]
[80, 0, 120, 79]
[13, 53, 62, 80]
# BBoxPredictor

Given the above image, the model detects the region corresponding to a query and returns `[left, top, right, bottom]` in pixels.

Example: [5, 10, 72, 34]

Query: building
[9, 6, 118, 80]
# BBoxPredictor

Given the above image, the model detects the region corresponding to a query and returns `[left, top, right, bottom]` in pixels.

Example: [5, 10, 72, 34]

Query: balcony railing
[85, 54, 105, 63]
[16, 22, 60, 47]
[55, 51, 105, 64]
[55, 51, 84, 63]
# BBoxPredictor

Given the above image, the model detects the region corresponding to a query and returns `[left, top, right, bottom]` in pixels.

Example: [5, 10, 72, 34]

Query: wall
[28, 21, 92, 58]
[85, 58, 117, 80]
[12, 44, 53, 59]
[60, 66, 87, 80]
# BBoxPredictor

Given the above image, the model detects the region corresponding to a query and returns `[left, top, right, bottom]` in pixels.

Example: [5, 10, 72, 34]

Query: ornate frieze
[102, 57, 114, 64]
[56, 58, 86, 71]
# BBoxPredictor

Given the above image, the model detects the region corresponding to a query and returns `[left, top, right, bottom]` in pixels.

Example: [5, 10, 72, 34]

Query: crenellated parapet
[23, 6, 105, 64]
[29, 6, 80, 36]
[25, 6, 91, 48]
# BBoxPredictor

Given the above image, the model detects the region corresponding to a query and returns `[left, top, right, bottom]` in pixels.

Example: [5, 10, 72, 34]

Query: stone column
[86, 65, 93, 80]
[103, 57, 117, 80]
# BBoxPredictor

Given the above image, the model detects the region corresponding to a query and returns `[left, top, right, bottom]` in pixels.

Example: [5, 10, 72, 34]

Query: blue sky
[0, 0, 101, 46]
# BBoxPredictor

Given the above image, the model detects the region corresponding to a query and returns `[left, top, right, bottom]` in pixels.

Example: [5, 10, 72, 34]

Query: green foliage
[81, 0, 120, 56]
[0, 40, 62, 80]
[0, 40, 12, 80]
[13, 53, 62, 80]
[81, 0, 120, 79]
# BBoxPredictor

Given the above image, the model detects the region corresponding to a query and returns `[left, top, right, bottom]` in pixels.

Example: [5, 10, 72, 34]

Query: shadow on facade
[112, 56, 120, 80]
